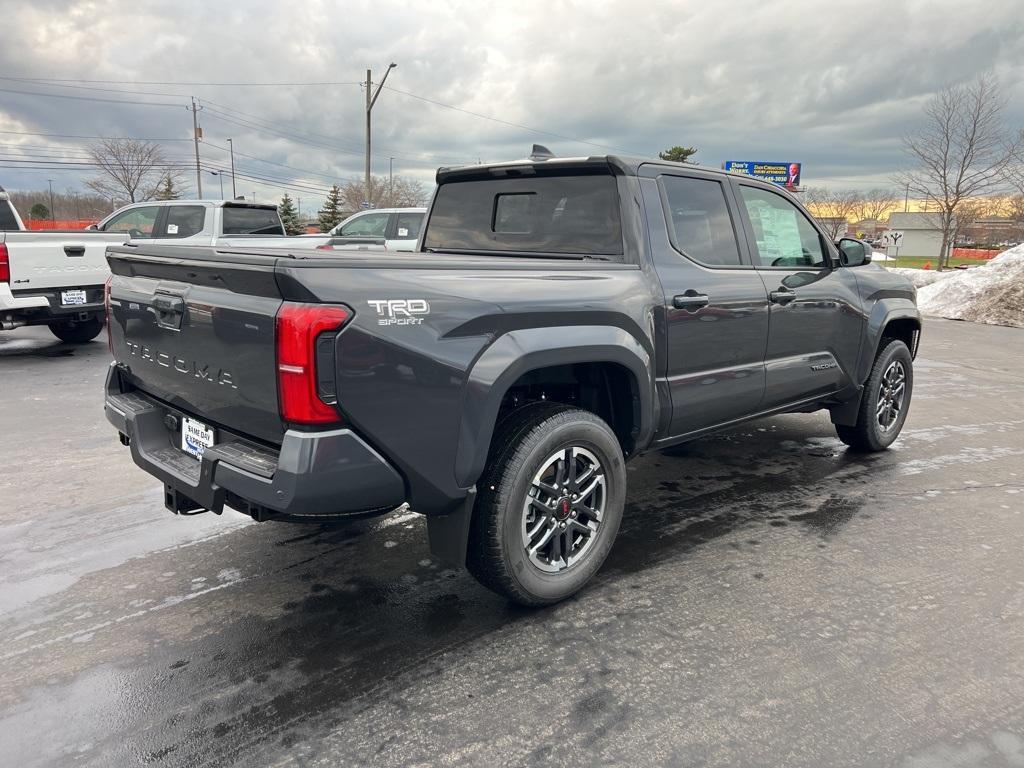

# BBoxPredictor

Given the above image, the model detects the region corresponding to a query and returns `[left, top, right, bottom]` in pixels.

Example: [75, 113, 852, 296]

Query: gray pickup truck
[104, 150, 920, 605]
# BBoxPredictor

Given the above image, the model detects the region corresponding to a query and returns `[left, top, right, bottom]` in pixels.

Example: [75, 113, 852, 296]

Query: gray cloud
[1, 0, 1022, 208]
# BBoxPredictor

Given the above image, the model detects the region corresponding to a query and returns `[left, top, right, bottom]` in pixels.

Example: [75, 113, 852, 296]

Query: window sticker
[166, 223, 179, 235]
[747, 200, 803, 261]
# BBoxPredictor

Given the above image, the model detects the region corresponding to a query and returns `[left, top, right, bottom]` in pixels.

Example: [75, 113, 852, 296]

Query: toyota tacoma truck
[103, 149, 921, 605]
[1, 196, 286, 342]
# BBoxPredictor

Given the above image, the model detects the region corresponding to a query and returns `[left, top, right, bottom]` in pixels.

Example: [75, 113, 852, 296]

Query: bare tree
[802, 187, 863, 239]
[85, 138, 183, 203]
[855, 188, 899, 223]
[897, 74, 1020, 269]
[338, 175, 430, 213]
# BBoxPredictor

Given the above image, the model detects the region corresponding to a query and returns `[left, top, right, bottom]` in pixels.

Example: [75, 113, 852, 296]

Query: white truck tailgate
[2, 232, 126, 290]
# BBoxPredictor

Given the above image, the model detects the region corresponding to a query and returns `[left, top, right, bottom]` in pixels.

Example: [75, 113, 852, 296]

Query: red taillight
[276, 302, 351, 424]
[104, 275, 113, 354]
[0, 243, 9, 283]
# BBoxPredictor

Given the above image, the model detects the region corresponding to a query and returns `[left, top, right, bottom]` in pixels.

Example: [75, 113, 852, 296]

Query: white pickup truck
[1, 196, 287, 343]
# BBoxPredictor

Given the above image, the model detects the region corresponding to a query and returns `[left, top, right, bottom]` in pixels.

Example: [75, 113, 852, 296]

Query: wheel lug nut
[570, 510, 577, 518]
[559, 522, 566, 529]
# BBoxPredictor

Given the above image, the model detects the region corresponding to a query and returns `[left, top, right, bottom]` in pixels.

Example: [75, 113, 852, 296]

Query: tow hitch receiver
[164, 485, 206, 516]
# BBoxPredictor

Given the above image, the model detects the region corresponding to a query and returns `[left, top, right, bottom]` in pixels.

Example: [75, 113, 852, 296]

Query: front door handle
[673, 291, 709, 310]
[769, 288, 796, 305]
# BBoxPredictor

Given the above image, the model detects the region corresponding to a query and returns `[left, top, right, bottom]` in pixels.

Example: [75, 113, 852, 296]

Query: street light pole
[191, 97, 203, 198]
[365, 63, 397, 207]
[46, 179, 55, 224]
[227, 138, 237, 198]
[389, 156, 394, 204]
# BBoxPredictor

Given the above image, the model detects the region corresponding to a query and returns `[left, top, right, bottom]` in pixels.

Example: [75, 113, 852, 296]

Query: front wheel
[467, 403, 626, 606]
[836, 338, 913, 451]
[48, 316, 104, 344]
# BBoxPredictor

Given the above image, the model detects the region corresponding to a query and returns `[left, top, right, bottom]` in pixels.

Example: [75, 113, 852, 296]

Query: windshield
[423, 172, 622, 256]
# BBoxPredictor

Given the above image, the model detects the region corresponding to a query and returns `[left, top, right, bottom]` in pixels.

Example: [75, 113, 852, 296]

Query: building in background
[885, 212, 944, 258]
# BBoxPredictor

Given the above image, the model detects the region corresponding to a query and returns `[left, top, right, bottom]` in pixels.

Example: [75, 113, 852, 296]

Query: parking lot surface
[1, 319, 1023, 767]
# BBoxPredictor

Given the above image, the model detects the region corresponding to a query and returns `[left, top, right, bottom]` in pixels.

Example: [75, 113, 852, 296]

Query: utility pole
[389, 156, 394, 204]
[191, 97, 203, 198]
[46, 179, 55, 223]
[227, 138, 237, 198]
[904, 182, 909, 213]
[365, 63, 397, 206]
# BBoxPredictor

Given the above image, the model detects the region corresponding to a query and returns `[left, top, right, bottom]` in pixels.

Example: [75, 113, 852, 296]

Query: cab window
[395, 212, 424, 240]
[660, 176, 743, 267]
[102, 206, 160, 238]
[162, 206, 205, 238]
[339, 213, 389, 237]
[738, 186, 827, 268]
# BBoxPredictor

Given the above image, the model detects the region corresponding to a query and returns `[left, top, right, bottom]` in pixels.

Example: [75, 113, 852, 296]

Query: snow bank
[913, 245, 1024, 327]
[884, 267, 955, 289]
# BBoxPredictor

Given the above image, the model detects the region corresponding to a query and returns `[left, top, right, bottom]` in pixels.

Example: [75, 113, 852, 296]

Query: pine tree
[153, 175, 182, 200]
[278, 193, 303, 235]
[658, 146, 698, 164]
[318, 185, 344, 232]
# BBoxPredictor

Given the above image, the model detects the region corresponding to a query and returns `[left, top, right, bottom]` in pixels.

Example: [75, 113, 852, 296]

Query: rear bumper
[104, 363, 406, 520]
[1, 284, 105, 326]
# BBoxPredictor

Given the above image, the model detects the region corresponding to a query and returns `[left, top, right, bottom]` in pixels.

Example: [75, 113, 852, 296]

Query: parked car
[1, 197, 288, 342]
[103, 149, 921, 605]
[327, 208, 426, 251]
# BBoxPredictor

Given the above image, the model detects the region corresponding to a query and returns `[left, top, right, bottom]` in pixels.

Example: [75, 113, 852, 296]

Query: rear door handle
[673, 291, 709, 310]
[769, 288, 796, 305]
[64, 245, 86, 257]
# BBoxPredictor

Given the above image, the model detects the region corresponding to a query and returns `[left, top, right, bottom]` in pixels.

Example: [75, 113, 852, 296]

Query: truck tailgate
[1, 231, 123, 290]
[107, 246, 285, 444]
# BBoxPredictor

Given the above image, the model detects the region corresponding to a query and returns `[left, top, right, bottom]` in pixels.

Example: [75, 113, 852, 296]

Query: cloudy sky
[1, 0, 1023, 213]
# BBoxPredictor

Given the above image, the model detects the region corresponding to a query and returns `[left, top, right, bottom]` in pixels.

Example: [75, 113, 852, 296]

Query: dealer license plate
[181, 417, 215, 459]
[61, 289, 87, 305]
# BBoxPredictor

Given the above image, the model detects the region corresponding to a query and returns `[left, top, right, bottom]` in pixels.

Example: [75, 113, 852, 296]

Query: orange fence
[952, 248, 1002, 260]
[25, 219, 98, 231]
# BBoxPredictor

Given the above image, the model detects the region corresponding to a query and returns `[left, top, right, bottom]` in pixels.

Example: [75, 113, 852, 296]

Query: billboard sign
[724, 161, 802, 188]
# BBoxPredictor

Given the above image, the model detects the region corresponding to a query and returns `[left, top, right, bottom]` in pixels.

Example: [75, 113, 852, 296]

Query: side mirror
[86, 223, 98, 231]
[837, 237, 871, 267]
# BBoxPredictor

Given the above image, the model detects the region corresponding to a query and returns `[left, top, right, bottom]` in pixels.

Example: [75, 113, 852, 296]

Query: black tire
[836, 338, 913, 452]
[48, 316, 104, 344]
[467, 403, 626, 606]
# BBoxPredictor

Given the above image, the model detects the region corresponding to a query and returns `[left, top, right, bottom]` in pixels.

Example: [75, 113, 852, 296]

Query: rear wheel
[48, 316, 104, 344]
[467, 403, 626, 606]
[48, 317, 104, 344]
[836, 338, 913, 451]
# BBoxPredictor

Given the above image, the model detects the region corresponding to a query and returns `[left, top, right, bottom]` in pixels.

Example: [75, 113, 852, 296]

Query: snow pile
[914, 245, 1024, 327]
[884, 267, 954, 289]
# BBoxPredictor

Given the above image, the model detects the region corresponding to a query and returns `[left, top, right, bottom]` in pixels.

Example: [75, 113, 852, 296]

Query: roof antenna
[529, 144, 555, 161]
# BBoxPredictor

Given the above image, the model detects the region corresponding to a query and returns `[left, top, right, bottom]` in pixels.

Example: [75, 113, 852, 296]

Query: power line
[4, 76, 364, 87]
[0, 85, 184, 107]
[0, 129, 191, 142]
[381, 85, 643, 155]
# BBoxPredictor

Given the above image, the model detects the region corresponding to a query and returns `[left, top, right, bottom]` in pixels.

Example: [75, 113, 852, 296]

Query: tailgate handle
[151, 294, 185, 330]
[64, 245, 86, 257]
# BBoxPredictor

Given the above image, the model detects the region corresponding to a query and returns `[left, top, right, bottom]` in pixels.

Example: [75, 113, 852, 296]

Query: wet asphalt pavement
[1, 320, 1023, 767]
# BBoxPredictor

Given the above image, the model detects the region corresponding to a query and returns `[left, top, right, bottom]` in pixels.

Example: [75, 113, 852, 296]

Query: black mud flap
[426, 487, 477, 568]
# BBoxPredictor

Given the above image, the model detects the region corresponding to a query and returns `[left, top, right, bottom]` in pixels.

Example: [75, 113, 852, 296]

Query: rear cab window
[222, 206, 285, 235]
[423, 168, 623, 257]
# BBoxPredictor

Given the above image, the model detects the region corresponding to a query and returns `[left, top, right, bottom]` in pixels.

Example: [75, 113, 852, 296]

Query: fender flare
[859, 299, 921, 383]
[453, 325, 655, 488]
[832, 300, 921, 427]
